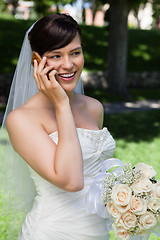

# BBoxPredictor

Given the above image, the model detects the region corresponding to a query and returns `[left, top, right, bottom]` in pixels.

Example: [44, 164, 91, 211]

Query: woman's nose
[62, 56, 73, 69]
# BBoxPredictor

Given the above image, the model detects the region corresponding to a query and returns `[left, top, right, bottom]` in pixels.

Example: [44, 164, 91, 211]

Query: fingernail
[42, 57, 46, 60]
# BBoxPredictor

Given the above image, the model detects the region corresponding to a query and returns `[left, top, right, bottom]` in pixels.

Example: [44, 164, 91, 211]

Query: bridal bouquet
[86, 159, 160, 240]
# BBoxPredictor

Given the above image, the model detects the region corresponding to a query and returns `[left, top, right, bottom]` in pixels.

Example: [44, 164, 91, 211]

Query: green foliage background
[0, 17, 160, 73]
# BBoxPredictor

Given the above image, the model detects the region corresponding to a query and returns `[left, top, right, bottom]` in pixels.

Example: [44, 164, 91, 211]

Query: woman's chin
[59, 79, 80, 92]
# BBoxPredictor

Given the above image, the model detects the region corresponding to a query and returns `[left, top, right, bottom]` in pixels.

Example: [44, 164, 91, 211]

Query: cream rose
[139, 211, 157, 230]
[107, 201, 121, 219]
[112, 223, 130, 240]
[111, 184, 132, 206]
[152, 181, 160, 198]
[118, 211, 137, 230]
[148, 198, 160, 213]
[130, 196, 147, 215]
[135, 162, 156, 179]
[131, 178, 152, 194]
[116, 203, 130, 213]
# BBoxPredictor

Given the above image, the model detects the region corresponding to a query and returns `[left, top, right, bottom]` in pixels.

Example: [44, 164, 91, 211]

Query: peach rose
[135, 163, 156, 179]
[139, 211, 157, 230]
[130, 196, 147, 215]
[112, 223, 130, 240]
[131, 178, 152, 194]
[118, 211, 137, 230]
[111, 184, 132, 206]
[148, 198, 160, 213]
[151, 181, 160, 198]
[107, 201, 121, 219]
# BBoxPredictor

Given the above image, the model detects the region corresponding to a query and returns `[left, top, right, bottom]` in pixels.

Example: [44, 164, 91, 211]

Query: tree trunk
[92, 0, 97, 23]
[55, 5, 60, 13]
[107, 0, 130, 98]
[11, 0, 18, 15]
[55, 0, 60, 13]
[82, 6, 86, 23]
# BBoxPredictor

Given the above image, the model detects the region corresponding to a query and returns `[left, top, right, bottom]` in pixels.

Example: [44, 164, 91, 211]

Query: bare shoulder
[6, 105, 43, 151]
[79, 94, 104, 129]
[6, 107, 34, 130]
[6, 93, 45, 134]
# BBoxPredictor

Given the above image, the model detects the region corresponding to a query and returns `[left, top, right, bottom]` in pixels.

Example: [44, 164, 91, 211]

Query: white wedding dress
[18, 127, 115, 240]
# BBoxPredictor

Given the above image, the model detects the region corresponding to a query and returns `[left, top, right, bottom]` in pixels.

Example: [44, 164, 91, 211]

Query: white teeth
[59, 72, 75, 78]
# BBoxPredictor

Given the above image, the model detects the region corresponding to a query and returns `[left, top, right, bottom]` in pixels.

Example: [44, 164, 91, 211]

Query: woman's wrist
[54, 97, 70, 113]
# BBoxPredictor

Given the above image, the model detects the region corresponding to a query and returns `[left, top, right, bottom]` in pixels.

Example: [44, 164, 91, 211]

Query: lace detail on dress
[49, 128, 112, 145]
[77, 128, 109, 143]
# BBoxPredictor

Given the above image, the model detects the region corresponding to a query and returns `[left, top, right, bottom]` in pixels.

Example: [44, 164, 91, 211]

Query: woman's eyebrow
[50, 46, 82, 54]
[70, 47, 82, 52]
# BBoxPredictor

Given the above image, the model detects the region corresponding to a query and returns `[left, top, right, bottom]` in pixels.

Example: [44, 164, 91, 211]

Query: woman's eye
[49, 55, 60, 59]
[71, 51, 81, 56]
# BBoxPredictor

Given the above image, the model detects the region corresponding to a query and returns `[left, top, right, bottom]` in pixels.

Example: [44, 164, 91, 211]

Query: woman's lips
[58, 72, 76, 81]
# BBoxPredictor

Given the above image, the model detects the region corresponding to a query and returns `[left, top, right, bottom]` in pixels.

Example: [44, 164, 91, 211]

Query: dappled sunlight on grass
[96, 40, 108, 47]
[104, 110, 160, 143]
[128, 29, 160, 71]
[132, 44, 151, 61]
[11, 57, 18, 65]
[81, 25, 109, 71]
[85, 88, 160, 103]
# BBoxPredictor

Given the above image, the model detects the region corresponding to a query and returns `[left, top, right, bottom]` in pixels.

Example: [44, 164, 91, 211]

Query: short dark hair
[28, 13, 81, 56]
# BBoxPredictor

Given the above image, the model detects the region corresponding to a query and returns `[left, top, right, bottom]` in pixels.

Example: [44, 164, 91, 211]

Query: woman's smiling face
[43, 33, 84, 93]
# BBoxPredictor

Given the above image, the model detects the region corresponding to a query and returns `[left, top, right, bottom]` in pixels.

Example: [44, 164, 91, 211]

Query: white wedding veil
[0, 18, 84, 239]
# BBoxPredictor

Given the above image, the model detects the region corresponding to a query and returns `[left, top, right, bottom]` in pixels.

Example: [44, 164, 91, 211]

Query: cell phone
[31, 51, 42, 66]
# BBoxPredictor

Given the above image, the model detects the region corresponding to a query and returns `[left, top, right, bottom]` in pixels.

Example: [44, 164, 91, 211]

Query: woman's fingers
[33, 58, 58, 91]
[37, 56, 47, 72]
[48, 69, 58, 84]
[41, 65, 55, 77]
[33, 59, 47, 90]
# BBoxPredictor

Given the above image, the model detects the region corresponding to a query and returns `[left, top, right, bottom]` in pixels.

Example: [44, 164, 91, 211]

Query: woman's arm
[6, 103, 84, 192]
[6, 58, 84, 192]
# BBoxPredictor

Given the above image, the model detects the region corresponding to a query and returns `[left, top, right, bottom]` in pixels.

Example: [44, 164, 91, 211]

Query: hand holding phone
[32, 51, 54, 81]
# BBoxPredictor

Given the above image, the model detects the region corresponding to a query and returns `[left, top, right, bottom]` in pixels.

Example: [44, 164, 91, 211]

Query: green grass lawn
[0, 16, 160, 73]
[1, 110, 160, 239]
[85, 87, 160, 103]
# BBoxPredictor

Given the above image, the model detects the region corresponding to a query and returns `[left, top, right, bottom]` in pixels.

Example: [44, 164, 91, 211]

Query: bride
[0, 13, 115, 239]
